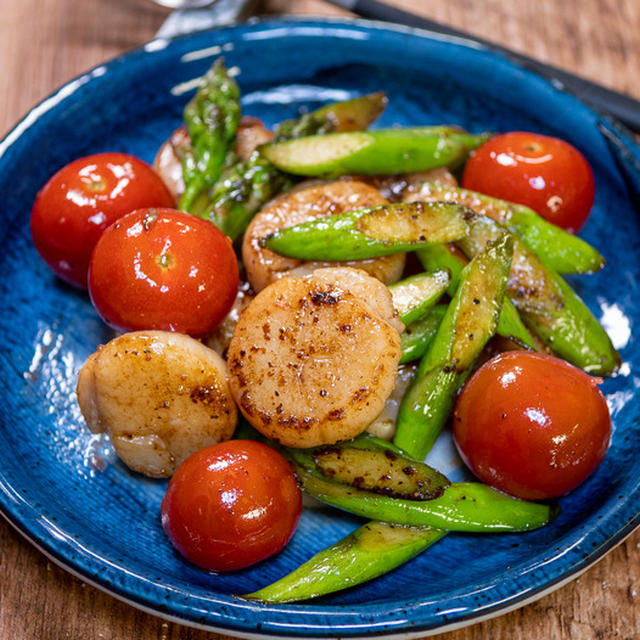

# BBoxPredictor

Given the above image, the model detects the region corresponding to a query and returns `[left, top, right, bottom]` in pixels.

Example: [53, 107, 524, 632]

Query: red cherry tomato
[88, 208, 239, 336]
[453, 351, 610, 500]
[462, 132, 595, 232]
[30, 152, 175, 288]
[161, 440, 302, 571]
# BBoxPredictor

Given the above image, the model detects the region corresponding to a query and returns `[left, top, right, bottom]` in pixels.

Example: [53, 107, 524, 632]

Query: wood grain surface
[1, 0, 639, 638]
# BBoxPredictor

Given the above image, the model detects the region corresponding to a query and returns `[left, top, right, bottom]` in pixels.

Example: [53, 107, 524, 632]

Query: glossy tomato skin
[161, 440, 302, 572]
[462, 132, 595, 232]
[88, 208, 239, 336]
[30, 152, 175, 288]
[453, 351, 610, 500]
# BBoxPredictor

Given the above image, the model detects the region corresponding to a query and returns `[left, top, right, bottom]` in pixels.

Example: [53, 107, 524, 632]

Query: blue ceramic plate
[1, 18, 639, 639]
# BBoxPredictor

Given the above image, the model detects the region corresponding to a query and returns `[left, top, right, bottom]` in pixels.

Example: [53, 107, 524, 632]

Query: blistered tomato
[30, 152, 174, 287]
[453, 351, 610, 500]
[462, 132, 595, 232]
[88, 208, 239, 336]
[161, 440, 302, 571]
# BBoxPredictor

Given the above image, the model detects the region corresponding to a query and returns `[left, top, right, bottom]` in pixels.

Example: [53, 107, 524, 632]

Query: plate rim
[2, 502, 638, 640]
[1, 15, 639, 639]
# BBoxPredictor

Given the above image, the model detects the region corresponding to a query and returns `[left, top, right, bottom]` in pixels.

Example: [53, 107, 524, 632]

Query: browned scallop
[153, 126, 189, 203]
[234, 115, 274, 161]
[242, 180, 406, 292]
[77, 331, 237, 477]
[309, 266, 404, 335]
[153, 118, 274, 203]
[227, 275, 402, 448]
[399, 167, 459, 200]
[362, 167, 458, 201]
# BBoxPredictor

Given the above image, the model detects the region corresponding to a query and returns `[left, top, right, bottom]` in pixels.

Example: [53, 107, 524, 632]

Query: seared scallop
[242, 180, 406, 292]
[309, 266, 404, 334]
[364, 167, 458, 201]
[227, 272, 402, 448]
[152, 126, 189, 204]
[77, 331, 237, 477]
[234, 115, 274, 161]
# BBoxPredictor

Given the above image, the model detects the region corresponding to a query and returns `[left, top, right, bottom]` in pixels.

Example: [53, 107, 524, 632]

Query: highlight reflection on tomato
[453, 351, 611, 500]
[88, 207, 239, 336]
[462, 132, 595, 232]
[161, 441, 302, 571]
[30, 152, 175, 288]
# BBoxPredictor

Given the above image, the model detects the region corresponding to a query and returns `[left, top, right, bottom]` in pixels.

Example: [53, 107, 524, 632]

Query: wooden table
[1, 1, 639, 638]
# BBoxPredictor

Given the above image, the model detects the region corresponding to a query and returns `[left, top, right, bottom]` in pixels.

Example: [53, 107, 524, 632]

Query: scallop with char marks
[77, 331, 237, 477]
[364, 167, 458, 201]
[308, 266, 404, 335]
[227, 273, 402, 448]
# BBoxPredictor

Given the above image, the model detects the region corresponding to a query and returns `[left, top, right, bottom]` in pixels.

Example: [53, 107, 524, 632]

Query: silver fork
[155, 0, 261, 38]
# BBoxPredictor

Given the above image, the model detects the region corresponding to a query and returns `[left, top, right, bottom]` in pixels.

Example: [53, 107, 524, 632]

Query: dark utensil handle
[345, 0, 640, 133]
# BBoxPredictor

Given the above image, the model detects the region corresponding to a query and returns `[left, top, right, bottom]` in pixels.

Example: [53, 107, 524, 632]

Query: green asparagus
[395, 235, 513, 459]
[244, 521, 445, 603]
[389, 271, 450, 325]
[285, 437, 450, 501]
[295, 466, 556, 532]
[416, 243, 537, 350]
[201, 93, 389, 240]
[260, 127, 489, 177]
[400, 305, 448, 364]
[179, 59, 241, 213]
[409, 182, 604, 274]
[457, 214, 620, 374]
[262, 201, 471, 260]
[273, 92, 388, 141]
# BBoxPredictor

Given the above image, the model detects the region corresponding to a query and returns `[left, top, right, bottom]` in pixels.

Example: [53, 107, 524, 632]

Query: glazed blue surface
[0, 18, 639, 638]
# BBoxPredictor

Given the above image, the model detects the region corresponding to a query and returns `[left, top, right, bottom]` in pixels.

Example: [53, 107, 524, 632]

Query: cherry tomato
[88, 208, 239, 336]
[462, 132, 595, 232]
[453, 351, 610, 500]
[31, 152, 175, 288]
[161, 440, 302, 571]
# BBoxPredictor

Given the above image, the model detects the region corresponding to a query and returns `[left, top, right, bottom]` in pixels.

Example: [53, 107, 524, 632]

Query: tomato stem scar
[156, 252, 175, 271]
